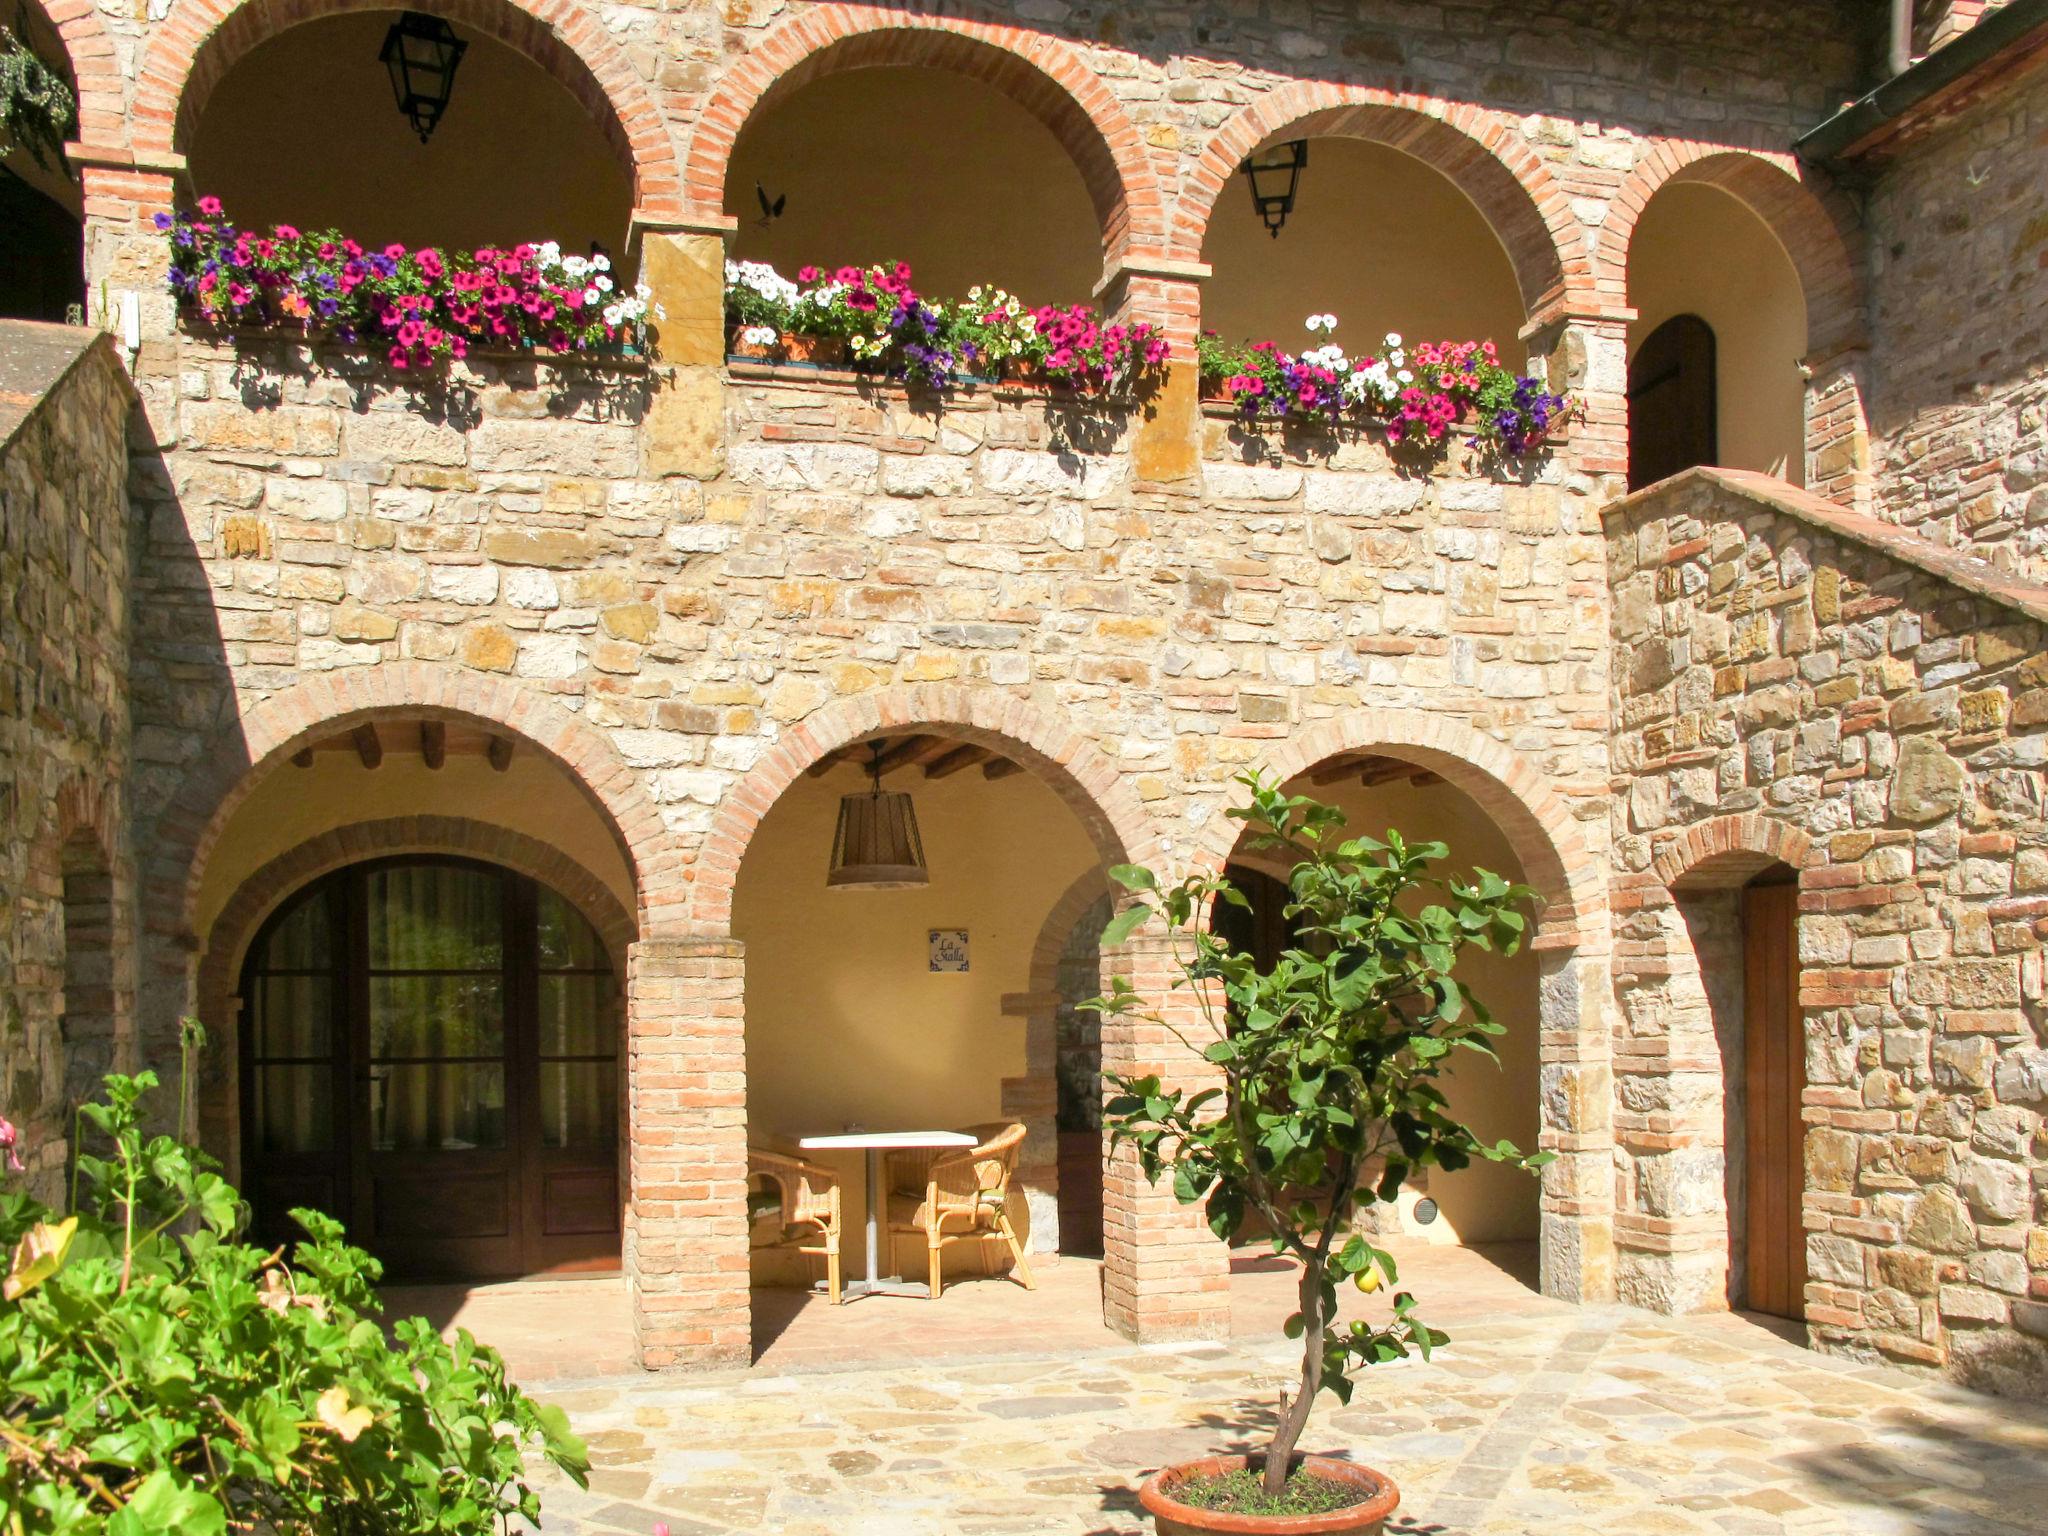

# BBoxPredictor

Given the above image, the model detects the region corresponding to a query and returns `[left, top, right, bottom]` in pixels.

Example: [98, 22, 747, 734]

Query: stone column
[626, 936, 750, 1368]
[1097, 257, 1209, 489]
[635, 216, 732, 482]
[1804, 344, 1873, 514]
[1000, 987, 1063, 1258]
[1522, 307, 1632, 495]
[1099, 930, 1231, 1341]
[1535, 943, 1618, 1306]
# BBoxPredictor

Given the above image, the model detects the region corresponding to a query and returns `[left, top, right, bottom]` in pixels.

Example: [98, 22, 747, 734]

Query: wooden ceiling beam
[982, 757, 1022, 780]
[1307, 757, 1360, 786]
[291, 747, 315, 768]
[924, 743, 990, 779]
[874, 734, 939, 774]
[420, 720, 446, 771]
[488, 736, 513, 773]
[351, 724, 382, 770]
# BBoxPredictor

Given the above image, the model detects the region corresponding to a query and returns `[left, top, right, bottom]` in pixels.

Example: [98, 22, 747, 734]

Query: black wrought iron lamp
[380, 12, 468, 143]
[1239, 138, 1309, 238]
[826, 742, 929, 890]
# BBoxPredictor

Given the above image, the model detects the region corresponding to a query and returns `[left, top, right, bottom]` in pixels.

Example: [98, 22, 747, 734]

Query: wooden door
[357, 861, 524, 1278]
[1628, 313, 1718, 492]
[1742, 878, 1804, 1320]
[242, 857, 620, 1280]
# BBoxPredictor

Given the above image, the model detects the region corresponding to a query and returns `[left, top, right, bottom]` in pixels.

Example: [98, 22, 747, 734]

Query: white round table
[799, 1130, 976, 1301]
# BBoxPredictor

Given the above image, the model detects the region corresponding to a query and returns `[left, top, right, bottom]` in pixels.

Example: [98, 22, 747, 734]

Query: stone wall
[1864, 61, 2048, 577]
[1608, 465, 2048, 1397]
[0, 323, 135, 1201]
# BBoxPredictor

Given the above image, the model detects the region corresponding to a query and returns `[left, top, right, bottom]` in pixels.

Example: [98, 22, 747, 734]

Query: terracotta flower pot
[1137, 1456, 1399, 1536]
[727, 325, 781, 361]
[782, 332, 847, 366]
[1199, 374, 1230, 401]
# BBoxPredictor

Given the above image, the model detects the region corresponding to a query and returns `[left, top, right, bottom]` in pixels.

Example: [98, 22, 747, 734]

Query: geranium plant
[161, 198, 660, 367]
[0, 1025, 589, 1535]
[1197, 315, 1569, 458]
[721, 257, 1168, 394]
[1092, 774, 1549, 1509]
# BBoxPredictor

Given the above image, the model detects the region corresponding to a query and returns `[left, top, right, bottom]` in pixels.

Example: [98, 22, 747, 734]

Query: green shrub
[0, 1030, 588, 1535]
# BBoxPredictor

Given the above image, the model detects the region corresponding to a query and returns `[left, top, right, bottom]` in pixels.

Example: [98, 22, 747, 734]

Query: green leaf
[1099, 903, 1151, 947]
[107, 1471, 226, 1536]
[1109, 864, 1157, 892]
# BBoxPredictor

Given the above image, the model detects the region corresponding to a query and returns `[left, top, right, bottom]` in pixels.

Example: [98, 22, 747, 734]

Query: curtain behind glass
[368, 864, 506, 1151]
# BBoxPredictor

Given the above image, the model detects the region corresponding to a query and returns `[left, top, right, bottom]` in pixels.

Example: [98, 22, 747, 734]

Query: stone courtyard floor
[402, 1246, 2048, 1536]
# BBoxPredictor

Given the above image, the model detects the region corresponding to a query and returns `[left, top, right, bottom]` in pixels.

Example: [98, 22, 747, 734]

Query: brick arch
[198, 814, 634, 1031]
[1198, 710, 1604, 952]
[148, 663, 678, 950]
[25, 0, 124, 147]
[683, 4, 1168, 265]
[1172, 83, 1592, 323]
[130, 0, 683, 214]
[1602, 146, 1866, 358]
[1652, 813, 1816, 892]
[192, 815, 634, 1174]
[688, 684, 1163, 936]
[54, 774, 120, 864]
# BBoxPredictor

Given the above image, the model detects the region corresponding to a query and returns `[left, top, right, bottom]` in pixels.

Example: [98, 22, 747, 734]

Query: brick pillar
[1099, 258, 1208, 488]
[1535, 944, 1618, 1305]
[1099, 930, 1230, 1341]
[635, 219, 731, 482]
[1523, 308, 1632, 494]
[1000, 987, 1063, 1257]
[626, 936, 749, 1368]
[1804, 344, 1873, 513]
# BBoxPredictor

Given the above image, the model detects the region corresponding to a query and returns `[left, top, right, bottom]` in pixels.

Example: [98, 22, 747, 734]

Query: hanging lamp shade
[827, 743, 929, 889]
[380, 13, 468, 144]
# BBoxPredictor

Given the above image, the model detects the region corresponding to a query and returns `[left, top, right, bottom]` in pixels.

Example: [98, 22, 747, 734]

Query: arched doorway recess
[237, 853, 625, 1280]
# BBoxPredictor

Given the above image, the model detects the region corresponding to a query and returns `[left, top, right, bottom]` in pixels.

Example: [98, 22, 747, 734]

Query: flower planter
[781, 332, 847, 366]
[727, 325, 782, 362]
[1138, 1457, 1399, 1536]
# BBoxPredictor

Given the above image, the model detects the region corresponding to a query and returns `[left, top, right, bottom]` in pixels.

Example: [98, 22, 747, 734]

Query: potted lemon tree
[1094, 774, 1548, 1534]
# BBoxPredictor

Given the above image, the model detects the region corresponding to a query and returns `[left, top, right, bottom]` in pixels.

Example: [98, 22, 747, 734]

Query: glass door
[359, 861, 521, 1278]
[240, 856, 621, 1280]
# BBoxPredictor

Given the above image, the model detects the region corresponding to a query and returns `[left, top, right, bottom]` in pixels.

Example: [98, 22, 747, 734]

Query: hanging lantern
[1239, 139, 1309, 238]
[827, 743, 929, 890]
[380, 13, 468, 144]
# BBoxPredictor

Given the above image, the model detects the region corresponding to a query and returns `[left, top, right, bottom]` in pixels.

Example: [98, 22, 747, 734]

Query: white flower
[1384, 332, 1402, 348]
[1305, 313, 1339, 334]
[536, 241, 561, 265]
[585, 288, 601, 305]
[1397, 369, 1413, 384]
[594, 274, 613, 293]
[604, 305, 624, 328]
[563, 255, 589, 279]
[591, 253, 610, 272]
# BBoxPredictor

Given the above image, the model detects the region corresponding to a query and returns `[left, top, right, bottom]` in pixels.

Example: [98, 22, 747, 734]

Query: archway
[685, 6, 1167, 282]
[1, 2, 85, 322]
[1176, 86, 1589, 332]
[1618, 816, 1816, 1318]
[1221, 759, 1546, 1259]
[228, 847, 628, 1280]
[1627, 184, 1807, 487]
[1200, 135, 1530, 367]
[180, 10, 633, 254]
[1212, 710, 1614, 1306]
[724, 64, 1100, 306]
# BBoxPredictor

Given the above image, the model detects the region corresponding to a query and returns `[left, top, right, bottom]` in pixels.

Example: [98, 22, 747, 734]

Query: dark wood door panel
[1743, 879, 1804, 1321]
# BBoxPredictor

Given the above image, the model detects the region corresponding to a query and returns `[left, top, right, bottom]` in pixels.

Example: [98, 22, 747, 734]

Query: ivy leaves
[0, 25, 76, 173]
[0, 1069, 589, 1535]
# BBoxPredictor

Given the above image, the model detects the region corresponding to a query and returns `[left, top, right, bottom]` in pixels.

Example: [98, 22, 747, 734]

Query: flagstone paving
[487, 1253, 2048, 1536]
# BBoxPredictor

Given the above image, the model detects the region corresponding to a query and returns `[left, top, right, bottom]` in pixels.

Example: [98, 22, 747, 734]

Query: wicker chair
[748, 1145, 844, 1304]
[884, 1120, 1036, 1300]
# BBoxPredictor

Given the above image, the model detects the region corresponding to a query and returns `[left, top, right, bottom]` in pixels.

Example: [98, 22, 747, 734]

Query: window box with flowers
[723, 259, 1169, 396]
[159, 199, 662, 369]
[1198, 316, 1570, 462]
